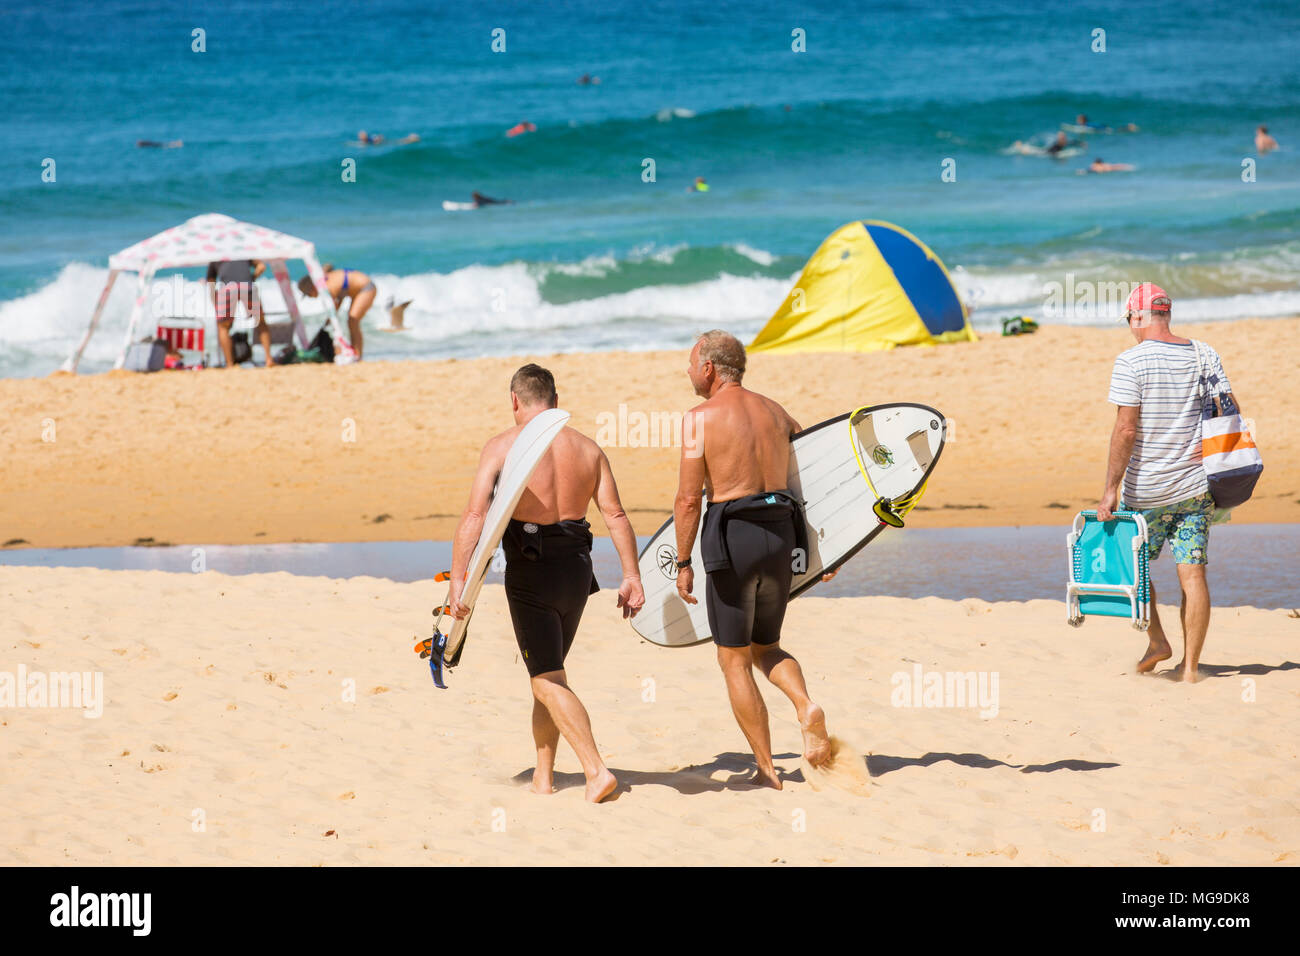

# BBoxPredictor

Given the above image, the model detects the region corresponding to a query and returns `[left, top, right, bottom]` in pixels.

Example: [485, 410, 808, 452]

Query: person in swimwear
[355, 130, 419, 146]
[297, 264, 377, 359]
[1045, 131, 1077, 156]
[1085, 157, 1135, 173]
[471, 191, 513, 207]
[672, 331, 834, 789]
[448, 364, 645, 803]
[1255, 124, 1279, 154]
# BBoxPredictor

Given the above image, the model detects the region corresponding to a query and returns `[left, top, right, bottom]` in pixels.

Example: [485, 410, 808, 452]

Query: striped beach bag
[1193, 340, 1262, 509]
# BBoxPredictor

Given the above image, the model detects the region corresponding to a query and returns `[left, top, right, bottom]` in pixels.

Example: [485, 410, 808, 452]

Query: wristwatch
[675, 557, 692, 570]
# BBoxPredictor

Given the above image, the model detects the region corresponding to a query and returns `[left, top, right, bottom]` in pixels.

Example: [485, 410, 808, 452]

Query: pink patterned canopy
[62, 213, 343, 372]
[109, 213, 317, 272]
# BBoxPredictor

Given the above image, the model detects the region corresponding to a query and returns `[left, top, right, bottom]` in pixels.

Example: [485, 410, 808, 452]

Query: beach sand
[2, 566, 1296, 866]
[2, 318, 1297, 549]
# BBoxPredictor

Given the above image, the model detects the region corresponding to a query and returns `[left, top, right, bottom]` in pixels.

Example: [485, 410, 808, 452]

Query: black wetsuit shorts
[502, 518, 599, 677]
[701, 492, 801, 648]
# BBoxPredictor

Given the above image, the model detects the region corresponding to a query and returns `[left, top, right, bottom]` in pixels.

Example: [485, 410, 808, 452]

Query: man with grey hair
[1097, 284, 1241, 682]
[672, 330, 833, 789]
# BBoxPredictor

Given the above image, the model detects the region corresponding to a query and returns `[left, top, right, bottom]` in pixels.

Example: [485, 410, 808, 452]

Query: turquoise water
[2, 524, 1294, 609]
[2, 0, 1299, 375]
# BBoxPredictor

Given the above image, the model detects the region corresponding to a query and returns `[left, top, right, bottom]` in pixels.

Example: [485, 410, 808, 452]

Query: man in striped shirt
[1097, 283, 1239, 683]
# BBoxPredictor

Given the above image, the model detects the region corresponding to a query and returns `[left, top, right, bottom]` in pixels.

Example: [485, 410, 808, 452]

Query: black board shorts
[502, 518, 599, 677]
[702, 492, 800, 648]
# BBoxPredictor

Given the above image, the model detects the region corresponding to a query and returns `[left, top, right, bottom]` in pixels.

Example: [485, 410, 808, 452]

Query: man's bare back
[479, 425, 603, 524]
[690, 384, 799, 503]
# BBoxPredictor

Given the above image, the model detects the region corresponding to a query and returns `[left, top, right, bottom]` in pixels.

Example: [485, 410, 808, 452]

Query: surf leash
[415, 577, 454, 689]
[849, 406, 931, 528]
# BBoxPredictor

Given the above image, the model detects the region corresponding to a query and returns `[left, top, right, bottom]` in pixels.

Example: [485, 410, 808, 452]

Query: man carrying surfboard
[672, 331, 833, 788]
[448, 364, 645, 803]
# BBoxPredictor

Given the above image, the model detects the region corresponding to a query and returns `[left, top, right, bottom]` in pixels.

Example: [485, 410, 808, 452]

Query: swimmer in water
[1046, 131, 1078, 156]
[1255, 125, 1279, 154]
[688, 177, 710, 192]
[356, 131, 419, 146]
[471, 191, 513, 207]
[1085, 157, 1135, 173]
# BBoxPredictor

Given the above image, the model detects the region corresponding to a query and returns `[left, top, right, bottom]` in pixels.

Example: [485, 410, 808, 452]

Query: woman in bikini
[298, 264, 378, 359]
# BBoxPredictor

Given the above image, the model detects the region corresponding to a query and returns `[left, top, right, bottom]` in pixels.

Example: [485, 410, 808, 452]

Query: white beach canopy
[62, 213, 339, 372]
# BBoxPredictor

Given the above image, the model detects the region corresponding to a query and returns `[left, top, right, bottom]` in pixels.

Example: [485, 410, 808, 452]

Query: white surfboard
[631, 403, 946, 647]
[442, 200, 476, 211]
[421, 408, 571, 687]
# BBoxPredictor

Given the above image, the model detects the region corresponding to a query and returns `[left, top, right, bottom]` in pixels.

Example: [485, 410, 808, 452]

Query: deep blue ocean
[2, 0, 1298, 375]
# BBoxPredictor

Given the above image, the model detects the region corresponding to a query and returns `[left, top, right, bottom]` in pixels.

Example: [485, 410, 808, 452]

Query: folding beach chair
[155, 317, 212, 367]
[1066, 510, 1150, 630]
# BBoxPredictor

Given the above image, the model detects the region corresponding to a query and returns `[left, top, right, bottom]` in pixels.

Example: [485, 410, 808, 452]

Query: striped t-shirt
[1108, 339, 1231, 509]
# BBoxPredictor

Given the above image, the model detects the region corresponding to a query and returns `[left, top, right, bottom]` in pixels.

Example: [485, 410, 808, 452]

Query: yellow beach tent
[750, 220, 977, 353]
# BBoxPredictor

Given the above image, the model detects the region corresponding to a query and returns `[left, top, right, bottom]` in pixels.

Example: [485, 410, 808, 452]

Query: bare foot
[1136, 638, 1172, 673]
[531, 769, 555, 794]
[799, 702, 832, 767]
[749, 768, 783, 791]
[1175, 662, 1204, 684]
[585, 769, 617, 803]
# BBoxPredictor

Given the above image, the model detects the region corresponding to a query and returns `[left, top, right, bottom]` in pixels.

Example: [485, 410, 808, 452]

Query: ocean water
[2, 0, 1299, 376]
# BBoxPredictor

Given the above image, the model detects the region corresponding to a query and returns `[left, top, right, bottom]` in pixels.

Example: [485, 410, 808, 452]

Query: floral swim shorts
[1129, 492, 1215, 564]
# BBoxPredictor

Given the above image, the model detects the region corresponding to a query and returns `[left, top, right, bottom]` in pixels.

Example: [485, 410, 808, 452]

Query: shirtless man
[1255, 125, 1279, 154]
[298, 264, 377, 359]
[449, 364, 645, 803]
[672, 331, 832, 790]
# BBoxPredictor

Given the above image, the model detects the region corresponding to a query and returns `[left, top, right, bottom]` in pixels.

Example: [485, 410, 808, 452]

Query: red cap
[1124, 282, 1172, 316]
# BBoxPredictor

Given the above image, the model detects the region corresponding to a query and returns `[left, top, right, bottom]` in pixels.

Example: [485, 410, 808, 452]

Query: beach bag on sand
[310, 326, 335, 362]
[1193, 340, 1262, 509]
[124, 338, 167, 372]
[230, 331, 253, 365]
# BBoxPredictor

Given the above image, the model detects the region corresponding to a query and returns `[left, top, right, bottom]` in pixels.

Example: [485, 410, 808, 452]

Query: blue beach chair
[1066, 510, 1150, 630]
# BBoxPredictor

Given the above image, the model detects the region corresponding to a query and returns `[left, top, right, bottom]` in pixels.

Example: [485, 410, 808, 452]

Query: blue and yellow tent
[750, 221, 977, 353]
